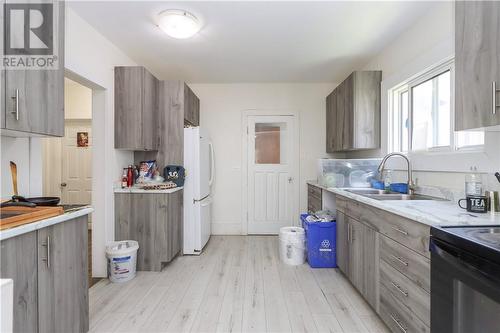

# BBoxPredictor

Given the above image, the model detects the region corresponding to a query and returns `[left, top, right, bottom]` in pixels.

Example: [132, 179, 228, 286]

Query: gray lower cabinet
[37, 216, 89, 333]
[362, 225, 378, 309]
[347, 217, 364, 292]
[184, 83, 200, 126]
[2, 0, 65, 137]
[0, 231, 38, 332]
[335, 210, 349, 275]
[455, 1, 500, 130]
[307, 184, 322, 213]
[115, 66, 159, 150]
[0, 216, 89, 333]
[115, 191, 183, 271]
[335, 209, 378, 309]
[326, 71, 381, 152]
[335, 194, 430, 332]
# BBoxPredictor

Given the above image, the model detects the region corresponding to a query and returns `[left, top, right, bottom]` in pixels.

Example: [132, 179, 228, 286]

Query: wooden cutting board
[0, 206, 64, 230]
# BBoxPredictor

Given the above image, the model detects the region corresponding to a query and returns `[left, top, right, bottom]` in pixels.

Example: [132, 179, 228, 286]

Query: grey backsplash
[390, 170, 500, 201]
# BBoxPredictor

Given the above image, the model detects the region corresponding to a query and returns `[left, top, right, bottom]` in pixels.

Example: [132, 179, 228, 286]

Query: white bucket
[106, 240, 139, 283]
[279, 226, 306, 266]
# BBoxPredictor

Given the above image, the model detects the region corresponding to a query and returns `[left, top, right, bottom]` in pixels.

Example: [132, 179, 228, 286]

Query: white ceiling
[69, 1, 436, 83]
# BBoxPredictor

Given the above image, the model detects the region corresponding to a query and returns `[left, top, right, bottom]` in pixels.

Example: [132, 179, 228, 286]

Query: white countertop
[114, 186, 183, 194]
[328, 188, 500, 227]
[0, 207, 94, 241]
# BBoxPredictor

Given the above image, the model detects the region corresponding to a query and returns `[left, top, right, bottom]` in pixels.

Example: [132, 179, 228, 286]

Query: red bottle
[127, 165, 134, 187]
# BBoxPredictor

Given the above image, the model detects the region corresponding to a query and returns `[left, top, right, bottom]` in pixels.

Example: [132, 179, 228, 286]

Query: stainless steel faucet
[377, 153, 415, 195]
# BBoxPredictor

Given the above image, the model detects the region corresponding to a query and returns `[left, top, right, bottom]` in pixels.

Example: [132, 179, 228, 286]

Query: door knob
[288, 177, 293, 183]
[60, 182, 67, 187]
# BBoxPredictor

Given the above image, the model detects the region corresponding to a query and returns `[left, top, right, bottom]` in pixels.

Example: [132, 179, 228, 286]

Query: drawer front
[379, 234, 430, 293]
[308, 195, 322, 213]
[380, 260, 430, 326]
[308, 184, 322, 199]
[379, 283, 430, 333]
[335, 195, 360, 220]
[359, 203, 430, 257]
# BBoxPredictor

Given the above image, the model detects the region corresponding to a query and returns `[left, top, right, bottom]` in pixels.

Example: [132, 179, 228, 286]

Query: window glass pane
[401, 91, 409, 152]
[456, 131, 485, 148]
[255, 122, 287, 164]
[391, 90, 400, 152]
[412, 70, 451, 150]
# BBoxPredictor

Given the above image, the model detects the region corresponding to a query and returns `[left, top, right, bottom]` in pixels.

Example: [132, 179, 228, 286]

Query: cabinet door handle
[347, 223, 351, 243]
[391, 281, 409, 297]
[42, 236, 51, 268]
[391, 226, 408, 236]
[390, 314, 407, 333]
[390, 254, 409, 266]
[11, 89, 19, 120]
[493, 81, 499, 115]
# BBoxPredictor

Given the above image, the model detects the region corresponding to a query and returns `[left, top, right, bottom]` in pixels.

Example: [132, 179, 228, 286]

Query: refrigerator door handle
[201, 197, 212, 207]
[194, 194, 210, 204]
[208, 141, 215, 186]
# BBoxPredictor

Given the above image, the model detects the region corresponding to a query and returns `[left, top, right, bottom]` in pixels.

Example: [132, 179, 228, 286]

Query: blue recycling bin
[301, 214, 337, 268]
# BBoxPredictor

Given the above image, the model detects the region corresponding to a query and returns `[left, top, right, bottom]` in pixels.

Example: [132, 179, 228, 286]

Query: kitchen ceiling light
[157, 10, 200, 39]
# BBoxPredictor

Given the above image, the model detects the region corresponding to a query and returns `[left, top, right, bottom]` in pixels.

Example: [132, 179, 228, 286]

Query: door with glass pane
[247, 115, 295, 234]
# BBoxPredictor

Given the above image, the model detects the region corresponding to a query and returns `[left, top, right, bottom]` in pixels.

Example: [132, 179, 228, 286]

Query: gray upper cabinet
[1, 1, 65, 137]
[455, 1, 500, 130]
[115, 66, 159, 150]
[326, 71, 381, 152]
[184, 83, 200, 126]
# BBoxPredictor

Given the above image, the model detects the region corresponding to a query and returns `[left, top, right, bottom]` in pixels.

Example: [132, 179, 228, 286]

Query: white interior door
[247, 115, 296, 234]
[61, 121, 92, 205]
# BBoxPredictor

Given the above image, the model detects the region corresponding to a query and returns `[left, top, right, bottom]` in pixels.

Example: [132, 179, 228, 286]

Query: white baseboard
[211, 222, 243, 235]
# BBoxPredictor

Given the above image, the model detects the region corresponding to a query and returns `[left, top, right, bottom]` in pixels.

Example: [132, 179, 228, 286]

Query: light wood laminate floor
[89, 236, 389, 333]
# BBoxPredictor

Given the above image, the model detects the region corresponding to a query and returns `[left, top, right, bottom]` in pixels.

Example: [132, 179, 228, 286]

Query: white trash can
[106, 240, 139, 283]
[279, 226, 306, 266]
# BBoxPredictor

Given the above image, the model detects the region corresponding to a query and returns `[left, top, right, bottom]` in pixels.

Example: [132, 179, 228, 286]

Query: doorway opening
[42, 77, 95, 286]
[242, 112, 299, 235]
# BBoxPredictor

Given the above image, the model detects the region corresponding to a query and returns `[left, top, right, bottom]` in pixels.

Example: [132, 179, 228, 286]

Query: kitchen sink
[364, 193, 446, 201]
[344, 189, 447, 201]
[345, 188, 390, 195]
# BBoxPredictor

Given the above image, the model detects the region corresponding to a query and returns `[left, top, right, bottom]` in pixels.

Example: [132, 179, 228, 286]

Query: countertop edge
[0, 207, 94, 241]
[306, 181, 329, 191]
[328, 188, 500, 227]
[113, 186, 184, 194]
[328, 188, 436, 226]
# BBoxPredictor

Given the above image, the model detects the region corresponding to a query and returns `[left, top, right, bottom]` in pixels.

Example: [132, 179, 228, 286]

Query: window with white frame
[389, 59, 484, 153]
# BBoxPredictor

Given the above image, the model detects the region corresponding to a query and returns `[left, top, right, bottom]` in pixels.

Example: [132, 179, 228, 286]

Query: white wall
[65, 7, 138, 276]
[1, 137, 42, 199]
[64, 78, 92, 119]
[348, 1, 500, 196]
[189, 83, 337, 234]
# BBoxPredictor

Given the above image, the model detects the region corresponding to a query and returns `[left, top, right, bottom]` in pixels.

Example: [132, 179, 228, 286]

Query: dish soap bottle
[465, 166, 483, 196]
[384, 170, 392, 192]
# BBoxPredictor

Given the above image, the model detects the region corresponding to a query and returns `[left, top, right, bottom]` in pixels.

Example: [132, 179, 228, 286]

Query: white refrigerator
[183, 127, 214, 255]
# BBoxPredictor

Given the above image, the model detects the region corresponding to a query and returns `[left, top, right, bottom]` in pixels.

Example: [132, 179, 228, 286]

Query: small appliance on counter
[430, 225, 500, 332]
[317, 158, 381, 188]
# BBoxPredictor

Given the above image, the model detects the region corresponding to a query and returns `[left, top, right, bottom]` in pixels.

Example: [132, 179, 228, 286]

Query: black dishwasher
[430, 226, 500, 333]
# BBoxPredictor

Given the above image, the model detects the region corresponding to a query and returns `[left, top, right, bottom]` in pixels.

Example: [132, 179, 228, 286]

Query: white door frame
[241, 109, 300, 235]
